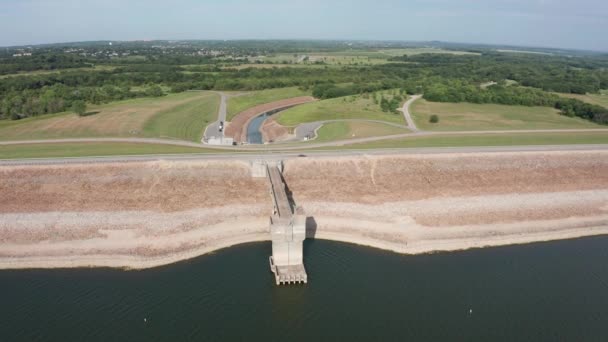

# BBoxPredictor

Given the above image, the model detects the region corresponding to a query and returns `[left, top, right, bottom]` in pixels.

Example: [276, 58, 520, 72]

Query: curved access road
[398, 94, 423, 132]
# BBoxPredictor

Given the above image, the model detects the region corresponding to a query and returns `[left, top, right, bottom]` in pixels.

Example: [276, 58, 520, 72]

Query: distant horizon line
[2, 38, 607, 54]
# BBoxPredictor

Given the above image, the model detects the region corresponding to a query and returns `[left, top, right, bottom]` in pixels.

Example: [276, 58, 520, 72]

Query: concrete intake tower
[264, 161, 307, 285]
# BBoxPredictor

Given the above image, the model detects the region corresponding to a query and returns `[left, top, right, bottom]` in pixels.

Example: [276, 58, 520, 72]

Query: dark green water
[1, 237, 608, 342]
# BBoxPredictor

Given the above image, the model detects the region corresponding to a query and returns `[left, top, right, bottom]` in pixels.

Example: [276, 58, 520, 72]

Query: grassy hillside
[314, 121, 408, 142]
[142, 92, 219, 142]
[247, 48, 478, 65]
[0, 142, 215, 159]
[276, 92, 406, 126]
[0, 92, 219, 141]
[226, 87, 311, 120]
[411, 99, 600, 131]
[336, 131, 608, 149]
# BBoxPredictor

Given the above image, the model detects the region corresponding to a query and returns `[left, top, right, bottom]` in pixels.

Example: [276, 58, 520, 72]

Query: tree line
[1, 50, 607, 125]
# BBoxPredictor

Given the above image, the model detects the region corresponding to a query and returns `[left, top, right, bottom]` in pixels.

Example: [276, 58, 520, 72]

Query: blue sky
[1, 0, 606, 51]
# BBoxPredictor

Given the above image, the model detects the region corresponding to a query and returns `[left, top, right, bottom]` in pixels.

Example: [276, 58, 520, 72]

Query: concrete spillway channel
[252, 160, 307, 285]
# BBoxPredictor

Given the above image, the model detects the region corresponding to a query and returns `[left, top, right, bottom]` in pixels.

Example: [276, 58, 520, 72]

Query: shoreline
[1, 212, 607, 270]
[1, 225, 607, 271]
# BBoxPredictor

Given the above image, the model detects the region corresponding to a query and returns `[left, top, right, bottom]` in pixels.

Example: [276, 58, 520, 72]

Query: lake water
[1, 237, 608, 341]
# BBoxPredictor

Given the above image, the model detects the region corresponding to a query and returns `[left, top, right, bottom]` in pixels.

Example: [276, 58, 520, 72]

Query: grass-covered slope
[411, 99, 600, 131]
[276, 92, 406, 126]
[226, 87, 311, 120]
[0, 92, 219, 142]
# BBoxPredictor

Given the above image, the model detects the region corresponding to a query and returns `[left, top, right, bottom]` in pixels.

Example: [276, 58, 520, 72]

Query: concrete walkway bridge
[255, 161, 308, 285]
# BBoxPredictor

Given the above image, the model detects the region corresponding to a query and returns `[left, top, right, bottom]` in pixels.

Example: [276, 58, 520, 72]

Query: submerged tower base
[268, 214, 308, 285]
[269, 257, 308, 285]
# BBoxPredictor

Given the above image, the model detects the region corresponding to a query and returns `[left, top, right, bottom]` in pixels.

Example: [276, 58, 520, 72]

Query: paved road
[398, 95, 422, 132]
[2, 144, 607, 166]
[203, 92, 228, 142]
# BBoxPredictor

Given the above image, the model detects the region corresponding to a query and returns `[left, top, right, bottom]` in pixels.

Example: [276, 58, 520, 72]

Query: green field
[3, 131, 606, 159]
[0, 92, 218, 141]
[250, 53, 386, 65]
[333, 131, 608, 149]
[378, 48, 480, 56]
[411, 99, 600, 131]
[249, 48, 478, 65]
[276, 92, 406, 126]
[314, 121, 408, 142]
[557, 91, 608, 108]
[226, 87, 311, 120]
[497, 49, 553, 56]
[225, 63, 331, 70]
[142, 92, 219, 141]
[0, 142, 216, 159]
[0, 65, 116, 79]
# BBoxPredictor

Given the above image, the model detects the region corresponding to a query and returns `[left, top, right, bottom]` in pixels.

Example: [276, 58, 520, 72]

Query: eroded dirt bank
[1, 150, 608, 269]
[0, 160, 272, 269]
[283, 151, 608, 254]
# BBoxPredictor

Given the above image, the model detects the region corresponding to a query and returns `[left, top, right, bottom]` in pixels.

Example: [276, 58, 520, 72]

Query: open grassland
[0, 65, 116, 79]
[276, 93, 406, 126]
[314, 121, 408, 142]
[557, 91, 608, 108]
[249, 49, 479, 65]
[411, 99, 600, 131]
[306, 55, 387, 65]
[224, 63, 330, 70]
[0, 142, 216, 159]
[378, 48, 480, 56]
[250, 53, 386, 65]
[226, 87, 311, 120]
[0, 92, 218, 141]
[142, 92, 219, 141]
[337, 132, 608, 149]
[497, 49, 553, 55]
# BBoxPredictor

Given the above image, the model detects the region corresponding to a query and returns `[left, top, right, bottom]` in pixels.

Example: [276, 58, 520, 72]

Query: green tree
[145, 85, 164, 97]
[429, 114, 439, 123]
[72, 100, 87, 116]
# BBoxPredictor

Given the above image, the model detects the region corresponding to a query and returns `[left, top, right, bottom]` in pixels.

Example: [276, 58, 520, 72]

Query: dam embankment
[1, 150, 608, 269]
